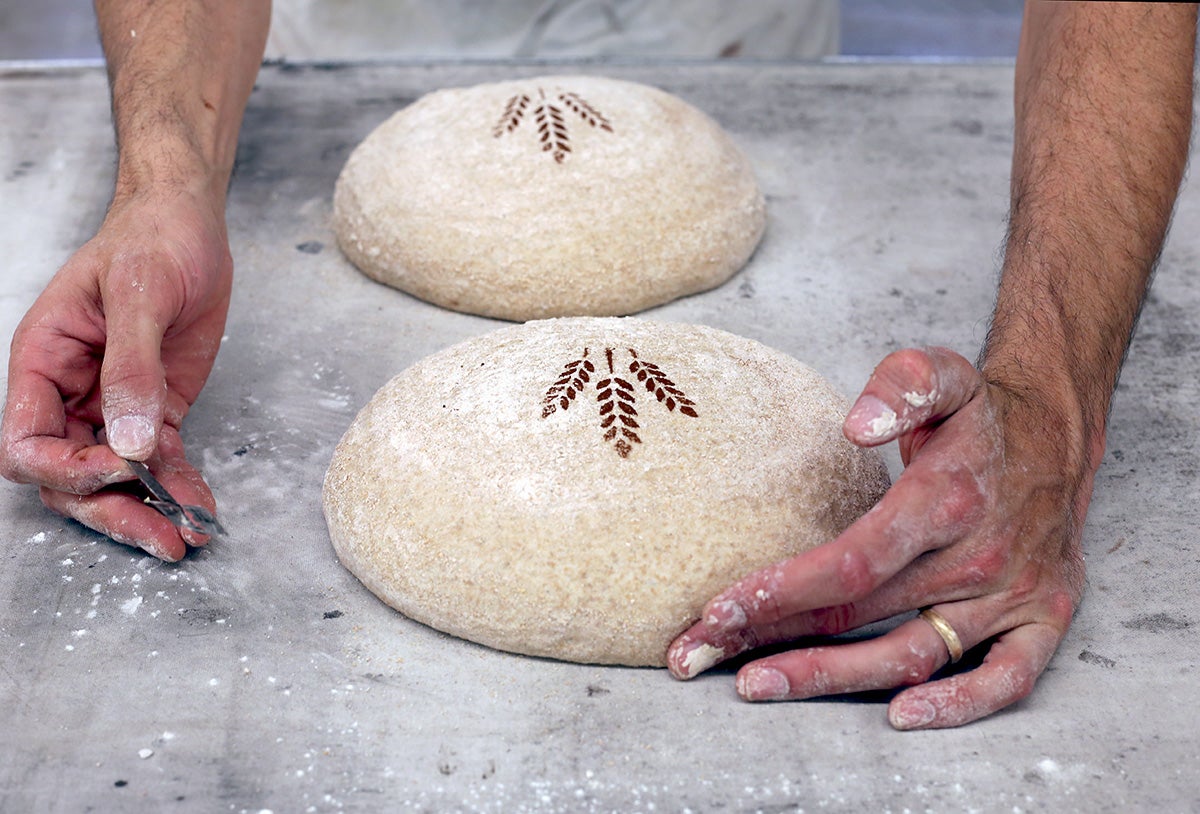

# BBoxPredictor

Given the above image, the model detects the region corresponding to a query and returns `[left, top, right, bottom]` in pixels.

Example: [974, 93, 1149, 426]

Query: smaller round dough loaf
[323, 318, 890, 666]
[333, 75, 766, 321]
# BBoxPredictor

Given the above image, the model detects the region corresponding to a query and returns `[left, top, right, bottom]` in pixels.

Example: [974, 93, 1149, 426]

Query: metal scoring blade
[126, 460, 226, 537]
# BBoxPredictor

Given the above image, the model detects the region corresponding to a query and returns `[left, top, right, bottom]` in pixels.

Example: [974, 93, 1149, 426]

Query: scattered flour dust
[50, 545, 212, 653]
[902, 389, 937, 409]
[866, 405, 898, 439]
[681, 644, 725, 678]
[1029, 755, 1099, 792]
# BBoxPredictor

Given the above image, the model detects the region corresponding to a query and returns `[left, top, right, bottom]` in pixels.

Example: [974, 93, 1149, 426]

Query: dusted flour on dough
[323, 319, 889, 666]
[332, 75, 766, 321]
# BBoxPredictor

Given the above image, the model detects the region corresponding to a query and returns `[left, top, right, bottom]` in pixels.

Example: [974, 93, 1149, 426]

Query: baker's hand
[0, 186, 232, 561]
[666, 347, 1091, 729]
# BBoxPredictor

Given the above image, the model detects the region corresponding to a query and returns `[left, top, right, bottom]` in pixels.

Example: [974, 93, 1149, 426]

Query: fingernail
[670, 641, 726, 679]
[846, 395, 899, 442]
[149, 547, 181, 563]
[102, 467, 136, 486]
[889, 698, 937, 730]
[107, 415, 155, 459]
[181, 527, 211, 548]
[704, 599, 747, 635]
[738, 667, 790, 701]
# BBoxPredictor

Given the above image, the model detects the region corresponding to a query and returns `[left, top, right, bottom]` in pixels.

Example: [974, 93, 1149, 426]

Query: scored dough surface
[323, 318, 890, 666]
[332, 75, 766, 321]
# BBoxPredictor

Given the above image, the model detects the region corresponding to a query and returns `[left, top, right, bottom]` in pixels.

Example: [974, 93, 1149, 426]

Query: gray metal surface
[1, 61, 1198, 813]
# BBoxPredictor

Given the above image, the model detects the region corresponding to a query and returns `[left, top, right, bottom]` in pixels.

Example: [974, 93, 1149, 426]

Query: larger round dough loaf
[323, 319, 889, 666]
[332, 75, 766, 321]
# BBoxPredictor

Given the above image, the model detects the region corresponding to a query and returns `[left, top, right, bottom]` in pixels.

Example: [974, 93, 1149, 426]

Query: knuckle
[1045, 589, 1080, 628]
[959, 542, 1010, 589]
[836, 548, 877, 599]
[100, 371, 163, 406]
[928, 468, 986, 531]
[905, 655, 940, 686]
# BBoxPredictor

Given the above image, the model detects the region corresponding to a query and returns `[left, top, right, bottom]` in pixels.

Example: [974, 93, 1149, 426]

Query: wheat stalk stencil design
[541, 349, 595, 418]
[493, 93, 531, 137]
[541, 347, 698, 458]
[493, 87, 614, 164]
[597, 348, 641, 458]
[629, 350, 699, 417]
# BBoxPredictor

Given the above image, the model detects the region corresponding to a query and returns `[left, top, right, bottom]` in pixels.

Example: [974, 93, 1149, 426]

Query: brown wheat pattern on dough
[540, 346, 698, 458]
[535, 98, 571, 163]
[492, 93, 531, 137]
[493, 87, 614, 163]
[598, 347, 641, 458]
[541, 348, 595, 418]
[628, 349, 699, 417]
[558, 92, 614, 132]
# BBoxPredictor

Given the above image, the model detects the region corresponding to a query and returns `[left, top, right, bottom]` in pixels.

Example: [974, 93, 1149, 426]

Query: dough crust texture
[332, 75, 766, 321]
[323, 318, 890, 666]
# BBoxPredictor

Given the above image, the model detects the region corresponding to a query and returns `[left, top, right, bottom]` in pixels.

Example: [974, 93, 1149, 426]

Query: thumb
[100, 292, 169, 461]
[843, 346, 982, 448]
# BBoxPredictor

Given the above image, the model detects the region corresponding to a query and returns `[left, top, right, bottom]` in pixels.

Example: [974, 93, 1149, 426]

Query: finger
[0, 369, 133, 493]
[887, 622, 1064, 730]
[694, 381, 999, 639]
[843, 347, 982, 448]
[668, 588, 903, 680]
[668, 576, 954, 681]
[34, 425, 217, 560]
[668, 616, 793, 680]
[40, 486, 188, 562]
[733, 614, 952, 701]
[151, 426, 220, 547]
[670, 574, 1063, 688]
[99, 261, 177, 460]
[694, 459, 988, 641]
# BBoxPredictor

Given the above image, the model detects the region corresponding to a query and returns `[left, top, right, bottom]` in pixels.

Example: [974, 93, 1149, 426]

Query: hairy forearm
[95, 0, 271, 204]
[984, 1, 1196, 466]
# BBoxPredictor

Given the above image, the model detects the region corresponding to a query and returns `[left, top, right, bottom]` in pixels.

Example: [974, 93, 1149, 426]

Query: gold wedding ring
[919, 607, 964, 664]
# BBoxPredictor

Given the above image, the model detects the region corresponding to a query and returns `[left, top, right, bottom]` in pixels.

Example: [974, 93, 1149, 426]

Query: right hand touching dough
[667, 347, 1091, 729]
[1, 186, 232, 561]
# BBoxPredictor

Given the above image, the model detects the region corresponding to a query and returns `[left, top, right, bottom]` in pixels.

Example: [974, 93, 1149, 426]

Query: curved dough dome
[323, 318, 890, 666]
[333, 76, 766, 321]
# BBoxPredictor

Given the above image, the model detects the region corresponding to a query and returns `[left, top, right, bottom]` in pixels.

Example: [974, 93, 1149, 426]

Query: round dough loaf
[324, 319, 890, 666]
[332, 75, 766, 321]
